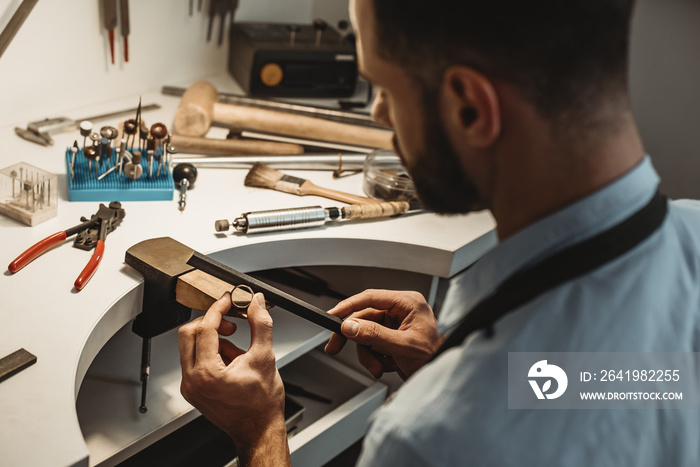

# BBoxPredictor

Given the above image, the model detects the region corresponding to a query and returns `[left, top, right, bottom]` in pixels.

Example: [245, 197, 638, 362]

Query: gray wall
[630, 0, 700, 199]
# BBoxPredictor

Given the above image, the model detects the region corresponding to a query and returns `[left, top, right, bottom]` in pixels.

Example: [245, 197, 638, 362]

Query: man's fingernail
[256, 293, 265, 307]
[343, 319, 360, 337]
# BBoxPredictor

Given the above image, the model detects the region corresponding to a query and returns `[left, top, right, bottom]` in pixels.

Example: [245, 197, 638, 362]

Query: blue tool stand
[65, 147, 174, 202]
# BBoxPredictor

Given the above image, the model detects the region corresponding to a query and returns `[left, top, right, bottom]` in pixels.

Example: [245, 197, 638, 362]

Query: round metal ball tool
[173, 163, 197, 212]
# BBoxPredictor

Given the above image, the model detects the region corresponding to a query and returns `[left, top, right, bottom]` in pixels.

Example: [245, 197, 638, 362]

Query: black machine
[228, 21, 358, 98]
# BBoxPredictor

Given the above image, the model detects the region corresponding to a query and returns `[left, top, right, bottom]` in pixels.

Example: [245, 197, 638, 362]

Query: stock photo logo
[528, 360, 568, 400]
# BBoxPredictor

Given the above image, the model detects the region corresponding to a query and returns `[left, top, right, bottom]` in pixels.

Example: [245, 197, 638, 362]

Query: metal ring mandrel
[173, 163, 197, 211]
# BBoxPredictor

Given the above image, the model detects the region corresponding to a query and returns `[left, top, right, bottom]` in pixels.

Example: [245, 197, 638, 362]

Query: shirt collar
[439, 156, 660, 331]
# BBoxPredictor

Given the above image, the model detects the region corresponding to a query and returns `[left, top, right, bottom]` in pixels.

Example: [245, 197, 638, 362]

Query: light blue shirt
[357, 157, 700, 466]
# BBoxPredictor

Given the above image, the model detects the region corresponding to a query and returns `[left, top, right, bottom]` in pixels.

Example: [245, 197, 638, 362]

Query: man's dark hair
[371, 0, 636, 124]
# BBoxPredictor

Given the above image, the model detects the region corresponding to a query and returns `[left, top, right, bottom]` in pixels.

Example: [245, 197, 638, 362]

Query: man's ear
[440, 66, 501, 149]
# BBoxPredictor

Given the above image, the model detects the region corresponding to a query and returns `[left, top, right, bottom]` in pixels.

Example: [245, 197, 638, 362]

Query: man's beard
[394, 96, 483, 214]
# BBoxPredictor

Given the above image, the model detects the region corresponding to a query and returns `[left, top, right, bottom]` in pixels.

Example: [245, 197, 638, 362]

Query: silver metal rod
[171, 153, 373, 171]
[234, 206, 330, 234]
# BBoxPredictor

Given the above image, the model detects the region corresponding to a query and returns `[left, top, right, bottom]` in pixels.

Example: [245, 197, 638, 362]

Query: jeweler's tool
[70, 141, 78, 179]
[171, 152, 368, 171]
[17, 104, 160, 146]
[124, 151, 143, 180]
[14, 127, 51, 146]
[8, 202, 126, 290]
[84, 146, 97, 174]
[161, 85, 382, 129]
[123, 118, 137, 149]
[206, 0, 219, 42]
[146, 135, 155, 178]
[117, 137, 127, 175]
[214, 201, 412, 235]
[0, 348, 37, 384]
[138, 337, 150, 413]
[80, 121, 93, 148]
[173, 163, 197, 211]
[217, 0, 238, 46]
[288, 25, 300, 47]
[244, 162, 375, 205]
[0, 0, 39, 61]
[169, 133, 303, 156]
[236, 130, 373, 154]
[119, 0, 130, 62]
[103, 0, 118, 64]
[172, 81, 393, 149]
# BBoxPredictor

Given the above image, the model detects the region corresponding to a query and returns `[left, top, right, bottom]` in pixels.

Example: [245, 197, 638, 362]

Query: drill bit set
[0, 162, 57, 226]
[64, 101, 175, 202]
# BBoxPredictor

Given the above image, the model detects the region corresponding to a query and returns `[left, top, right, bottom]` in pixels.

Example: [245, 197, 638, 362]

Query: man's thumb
[248, 293, 274, 351]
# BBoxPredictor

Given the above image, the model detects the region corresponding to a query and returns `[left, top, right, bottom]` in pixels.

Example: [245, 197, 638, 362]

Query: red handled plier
[8, 202, 126, 290]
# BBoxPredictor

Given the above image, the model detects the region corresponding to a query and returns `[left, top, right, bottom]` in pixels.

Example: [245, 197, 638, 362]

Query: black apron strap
[431, 190, 668, 361]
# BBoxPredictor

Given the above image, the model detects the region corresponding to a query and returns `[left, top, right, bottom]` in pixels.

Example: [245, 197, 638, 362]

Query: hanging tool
[218, 0, 239, 46]
[206, 0, 219, 42]
[8, 202, 126, 290]
[119, 0, 130, 62]
[0, 0, 39, 61]
[214, 201, 414, 235]
[103, 0, 118, 64]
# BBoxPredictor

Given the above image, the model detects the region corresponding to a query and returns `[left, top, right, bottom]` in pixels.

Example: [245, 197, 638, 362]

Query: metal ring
[231, 284, 254, 309]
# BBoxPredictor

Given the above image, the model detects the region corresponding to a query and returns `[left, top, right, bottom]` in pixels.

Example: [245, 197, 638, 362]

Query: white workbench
[0, 77, 496, 467]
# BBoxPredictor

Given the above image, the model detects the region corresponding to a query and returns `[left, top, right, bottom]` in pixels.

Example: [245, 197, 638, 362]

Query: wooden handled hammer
[173, 81, 394, 150]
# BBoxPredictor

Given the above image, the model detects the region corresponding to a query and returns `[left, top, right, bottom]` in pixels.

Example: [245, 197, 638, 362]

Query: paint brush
[244, 162, 376, 205]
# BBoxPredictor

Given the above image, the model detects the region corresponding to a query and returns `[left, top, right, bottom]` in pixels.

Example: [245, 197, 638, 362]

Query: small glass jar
[362, 150, 416, 202]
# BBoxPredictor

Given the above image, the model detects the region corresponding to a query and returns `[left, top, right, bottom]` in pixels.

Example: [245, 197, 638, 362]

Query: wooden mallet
[173, 81, 393, 150]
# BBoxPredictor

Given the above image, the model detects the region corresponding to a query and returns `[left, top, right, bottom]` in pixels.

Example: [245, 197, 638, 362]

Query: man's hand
[324, 289, 444, 380]
[178, 292, 290, 466]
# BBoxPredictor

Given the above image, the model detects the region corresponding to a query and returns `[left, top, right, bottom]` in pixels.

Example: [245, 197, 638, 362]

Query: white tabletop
[0, 79, 496, 466]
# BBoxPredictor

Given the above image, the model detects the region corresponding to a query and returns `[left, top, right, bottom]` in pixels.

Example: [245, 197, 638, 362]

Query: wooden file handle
[299, 180, 378, 205]
[170, 134, 304, 156]
[212, 103, 393, 149]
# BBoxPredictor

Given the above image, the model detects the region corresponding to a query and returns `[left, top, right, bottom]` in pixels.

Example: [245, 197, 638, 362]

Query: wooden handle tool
[170, 134, 304, 156]
[173, 81, 393, 149]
